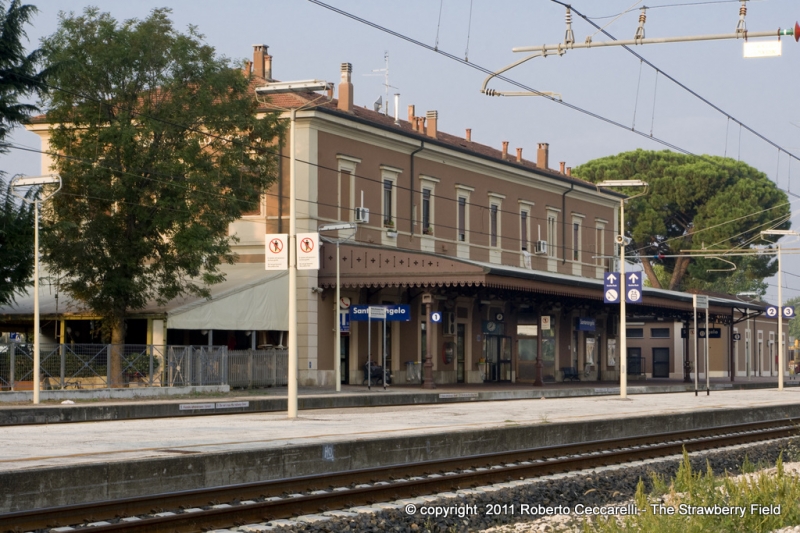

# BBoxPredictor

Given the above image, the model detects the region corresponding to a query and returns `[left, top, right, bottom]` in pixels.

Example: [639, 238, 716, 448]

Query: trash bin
[406, 361, 422, 383]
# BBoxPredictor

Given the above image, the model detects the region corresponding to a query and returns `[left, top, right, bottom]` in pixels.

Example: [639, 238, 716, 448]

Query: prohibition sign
[300, 238, 315, 253]
[268, 238, 283, 254]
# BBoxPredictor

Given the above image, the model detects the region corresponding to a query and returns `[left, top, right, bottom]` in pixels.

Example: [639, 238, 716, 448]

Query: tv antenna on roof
[363, 51, 398, 116]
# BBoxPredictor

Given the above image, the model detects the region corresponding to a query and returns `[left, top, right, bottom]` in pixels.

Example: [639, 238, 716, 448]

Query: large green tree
[40, 8, 282, 383]
[574, 150, 790, 292]
[0, 0, 48, 305]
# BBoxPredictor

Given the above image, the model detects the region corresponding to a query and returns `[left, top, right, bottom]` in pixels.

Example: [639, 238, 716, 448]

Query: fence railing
[227, 348, 288, 388]
[0, 344, 289, 391]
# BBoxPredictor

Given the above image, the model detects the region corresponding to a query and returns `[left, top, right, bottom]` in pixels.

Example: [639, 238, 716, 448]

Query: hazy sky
[4, 0, 800, 303]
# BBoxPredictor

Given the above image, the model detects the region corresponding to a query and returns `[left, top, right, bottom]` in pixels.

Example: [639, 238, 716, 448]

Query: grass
[585, 450, 800, 532]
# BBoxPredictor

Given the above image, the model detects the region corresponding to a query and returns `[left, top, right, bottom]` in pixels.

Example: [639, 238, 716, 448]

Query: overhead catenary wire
[16, 4, 796, 265]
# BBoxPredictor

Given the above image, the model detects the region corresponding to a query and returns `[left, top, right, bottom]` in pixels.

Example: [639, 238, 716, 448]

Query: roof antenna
[364, 51, 398, 116]
[373, 96, 382, 113]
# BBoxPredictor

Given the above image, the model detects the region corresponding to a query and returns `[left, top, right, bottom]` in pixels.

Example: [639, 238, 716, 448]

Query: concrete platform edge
[3, 402, 800, 513]
[0, 381, 794, 426]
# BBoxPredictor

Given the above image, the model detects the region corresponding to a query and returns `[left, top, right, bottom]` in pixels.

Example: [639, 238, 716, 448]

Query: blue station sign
[350, 304, 411, 322]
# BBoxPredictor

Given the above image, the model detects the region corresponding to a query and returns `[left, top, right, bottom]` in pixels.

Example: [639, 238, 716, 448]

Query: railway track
[2, 418, 797, 533]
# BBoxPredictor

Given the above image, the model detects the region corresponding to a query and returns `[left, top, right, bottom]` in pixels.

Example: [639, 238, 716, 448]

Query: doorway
[652, 347, 669, 378]
[340, 336, 349, 384]
[456, 324, 466, 383]
[627, 347, 643, 376]
[484, 335, 511, 381]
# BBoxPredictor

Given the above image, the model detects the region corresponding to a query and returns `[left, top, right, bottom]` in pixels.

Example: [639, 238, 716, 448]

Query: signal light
[796, 22, 799, 42]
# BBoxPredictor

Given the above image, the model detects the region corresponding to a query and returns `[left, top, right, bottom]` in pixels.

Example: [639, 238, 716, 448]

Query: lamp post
[10, 174, 62, 405]
[760, 230, 798, 391]
[596, 180, 647, 400]
[319, 223, 357, 392]
[255, 80, 332, 418]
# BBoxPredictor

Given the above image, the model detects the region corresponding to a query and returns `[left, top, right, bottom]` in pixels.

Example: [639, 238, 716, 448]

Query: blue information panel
[350, 304, 411, 322]
[603, 272, 620, 304]
[430, 311, 443, 323]
[625, 272, 643, 304]
[766, 306, 795, 319]
[339, 310, 350, 333]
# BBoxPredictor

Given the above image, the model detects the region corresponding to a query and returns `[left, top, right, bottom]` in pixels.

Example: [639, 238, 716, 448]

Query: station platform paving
[3, 377, 800, 512]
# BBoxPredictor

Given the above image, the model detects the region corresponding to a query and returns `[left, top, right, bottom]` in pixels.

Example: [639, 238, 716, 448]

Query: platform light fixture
[255, 80, 332, 419]
[760, 229, 799, 391]
[319, 222, 357, 393]
[10, 174, 62, 405]
[597, 179, 648, 400]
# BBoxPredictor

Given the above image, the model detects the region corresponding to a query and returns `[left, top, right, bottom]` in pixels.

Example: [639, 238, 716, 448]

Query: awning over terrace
[0, 263, 290, 332]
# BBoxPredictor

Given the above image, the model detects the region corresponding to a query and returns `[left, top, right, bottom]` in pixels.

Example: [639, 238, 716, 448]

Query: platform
[2, 384, 800, 513]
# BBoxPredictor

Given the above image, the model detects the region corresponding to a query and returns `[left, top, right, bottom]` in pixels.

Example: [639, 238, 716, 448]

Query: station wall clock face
[486, 321, 497, 332]
[495, 313, 505, 322]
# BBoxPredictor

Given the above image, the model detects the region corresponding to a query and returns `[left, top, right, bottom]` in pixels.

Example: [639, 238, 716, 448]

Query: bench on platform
[561, 367, 581, 382]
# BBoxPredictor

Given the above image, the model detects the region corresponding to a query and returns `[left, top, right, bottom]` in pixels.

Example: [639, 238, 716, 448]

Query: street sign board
[430, 311, 443, 323]
[603, 272, 620, 304]
[743, 40, 782, 58]
[265, 234, 288, 270]
[350, 305, 411, 322]
[694, 294, 709, 309]
[681, 327, 721, 339]
[784, 306, 796, 318]
[625, 272, 642, 304]
[297, 232, 320, 270]
[368, 306, 387, 320]
[766, 306, 779, 318]
[339, 309, 350, 333]
[733, 333, 741, 341]
[541, 316, 551, 330]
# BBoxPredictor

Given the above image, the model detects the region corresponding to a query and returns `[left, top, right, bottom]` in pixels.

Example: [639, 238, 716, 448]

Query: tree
[40, 8, 282, 384]
[786, 296, 800, 344]
[0, 0, 49, 305]
[573, 150, 790, 292]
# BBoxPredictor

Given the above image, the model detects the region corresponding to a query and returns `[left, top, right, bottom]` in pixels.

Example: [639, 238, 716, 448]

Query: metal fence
[227, 348, 288, 388]
[0, 343, 289, 391]
[0, 344, 168, 390]
[165, 345, 228, 387]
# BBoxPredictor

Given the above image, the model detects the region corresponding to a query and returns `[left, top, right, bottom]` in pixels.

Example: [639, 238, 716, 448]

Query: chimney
[338, 63, 353, 113]
[560, 162, 566, 174]
[465, 128, 471, 142]
[264, 54, 273, 81]
[537, 143, 549, 169]
[408, 105, 415, 123]
[243, 60, 252, 77]
[426, 111, 438, 138]
[516, 147, 523, 163]
[501, 141, 509, 160]
[566, 167, 572, 176]
[252, 44, 268, 79]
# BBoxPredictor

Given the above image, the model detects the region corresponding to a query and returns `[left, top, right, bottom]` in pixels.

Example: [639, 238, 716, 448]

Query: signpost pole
[335, 240, 341, 392]
[383, 317, 387, 391]
[778, 243, 784, 391]
[705, 309, 710, 395]
[694, 295, 698, 396]
[368, 312, 371, 390]
[619, 200, 627, 400]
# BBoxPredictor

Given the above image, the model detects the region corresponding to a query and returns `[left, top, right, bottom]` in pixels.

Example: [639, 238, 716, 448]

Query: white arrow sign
[606, 273, 617, 284]
[628, 273, 639, 283]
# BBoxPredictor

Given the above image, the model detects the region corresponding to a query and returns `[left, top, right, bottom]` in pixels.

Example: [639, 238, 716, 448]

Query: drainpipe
[561, 183, 575, 264]
[410, 142, 424, 238]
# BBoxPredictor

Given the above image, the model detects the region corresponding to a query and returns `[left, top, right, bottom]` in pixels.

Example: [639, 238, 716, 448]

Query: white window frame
[571, 214, 584, 263]
[336, 155, 361, 223]
[419, 175, 439, 236]
[380, 165, 401, 228]
[519, 200, 534, 252]
[488, 192, 505, 249]
[595, 218, 608, 267]
[546, 208, 560, 258]
[455, 184, 474, 244]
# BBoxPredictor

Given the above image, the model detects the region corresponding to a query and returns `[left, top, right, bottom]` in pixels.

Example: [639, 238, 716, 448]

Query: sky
[3, 0, 800, 304]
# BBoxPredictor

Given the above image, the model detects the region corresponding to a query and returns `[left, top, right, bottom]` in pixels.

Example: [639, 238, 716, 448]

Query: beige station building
[2, 44, 791, 388]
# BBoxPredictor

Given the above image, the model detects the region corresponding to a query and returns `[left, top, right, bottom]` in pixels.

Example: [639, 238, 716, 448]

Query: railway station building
[2, 45, 787, 388]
